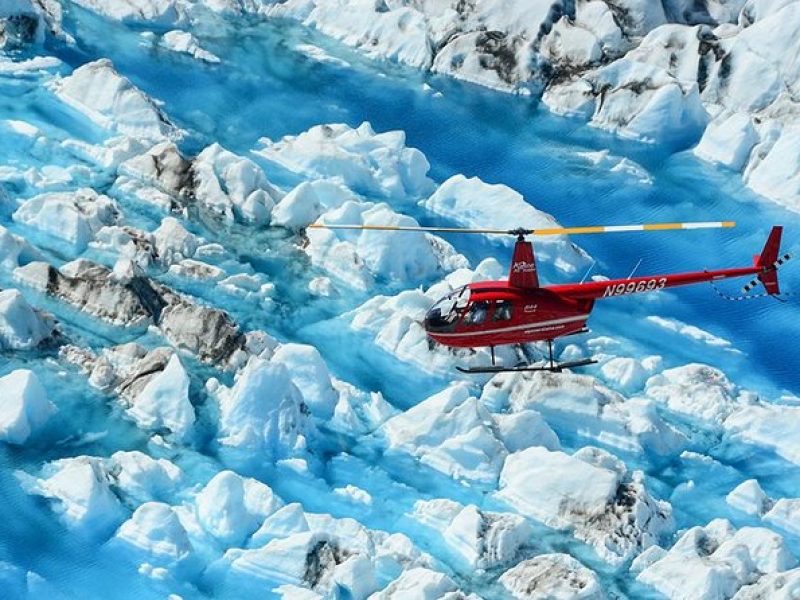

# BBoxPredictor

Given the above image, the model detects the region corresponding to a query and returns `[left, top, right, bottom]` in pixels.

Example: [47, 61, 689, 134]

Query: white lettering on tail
[512, 261, 536, 273]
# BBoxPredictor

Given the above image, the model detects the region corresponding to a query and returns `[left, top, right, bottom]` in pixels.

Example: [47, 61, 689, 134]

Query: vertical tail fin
[749, 226, 786, 295]
[757, 226, 782, 269]
[509, 238, 539, 288]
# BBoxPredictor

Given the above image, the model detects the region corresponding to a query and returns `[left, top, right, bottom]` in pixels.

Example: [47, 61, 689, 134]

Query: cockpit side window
[463, 301, 489, 326]
[453, 286, 470, 310]
[425, 286, 471, 332]
[493, 300, 513, 321]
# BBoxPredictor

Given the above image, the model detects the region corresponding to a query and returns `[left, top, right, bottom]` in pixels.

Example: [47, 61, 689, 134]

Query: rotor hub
[507, 227, 534, 240]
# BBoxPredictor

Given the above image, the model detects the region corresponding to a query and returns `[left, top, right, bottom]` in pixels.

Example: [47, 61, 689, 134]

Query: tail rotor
[742, 226, 792, 295]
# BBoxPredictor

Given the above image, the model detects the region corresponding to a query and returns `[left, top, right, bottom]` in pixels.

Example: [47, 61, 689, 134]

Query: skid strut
[456, 339, 597, 374]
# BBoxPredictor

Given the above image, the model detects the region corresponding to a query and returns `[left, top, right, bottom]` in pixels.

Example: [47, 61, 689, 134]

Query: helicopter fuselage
[424, 283, 593, 347]
[424, 226, 786, 351]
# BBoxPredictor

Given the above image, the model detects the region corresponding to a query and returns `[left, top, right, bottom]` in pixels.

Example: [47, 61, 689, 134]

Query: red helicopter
[309, 221, 790, 373]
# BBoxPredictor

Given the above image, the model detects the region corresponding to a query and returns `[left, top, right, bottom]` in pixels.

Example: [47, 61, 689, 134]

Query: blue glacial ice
[1, 0, 800, 599]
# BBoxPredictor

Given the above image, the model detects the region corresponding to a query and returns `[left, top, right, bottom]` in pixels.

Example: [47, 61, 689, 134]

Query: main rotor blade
[306, 221, 736, 236]
[306, 223, 510, 234]
[538, 221, 736, 236]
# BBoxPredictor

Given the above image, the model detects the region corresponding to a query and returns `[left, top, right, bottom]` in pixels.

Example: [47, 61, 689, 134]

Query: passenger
[465, 301, 488, 325]
[494, 301, 512, 321]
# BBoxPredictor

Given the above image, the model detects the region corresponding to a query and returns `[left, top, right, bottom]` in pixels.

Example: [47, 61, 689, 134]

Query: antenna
[627, 258, 643, 280]
[580, 259, 596, 284]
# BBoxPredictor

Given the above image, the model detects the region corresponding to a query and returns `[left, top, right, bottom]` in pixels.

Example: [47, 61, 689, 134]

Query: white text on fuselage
[602, 277, 667, 297]
[524, 324, 565, 334]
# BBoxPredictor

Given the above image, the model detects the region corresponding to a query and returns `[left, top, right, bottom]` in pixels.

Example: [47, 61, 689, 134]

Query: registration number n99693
[602, 277, 667, 297]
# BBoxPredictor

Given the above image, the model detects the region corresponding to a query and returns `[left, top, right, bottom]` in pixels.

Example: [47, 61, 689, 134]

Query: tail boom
[550, 266, 761, 300]
[551, 226, 786, 300]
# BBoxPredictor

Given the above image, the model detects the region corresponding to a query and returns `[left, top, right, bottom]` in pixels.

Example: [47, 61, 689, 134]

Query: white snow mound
[379, 384, 507, 486]
[422, 174, 590, 273]
[255, 122, 434, 200]
[411, 498, 533, 572]
[126, 353, 195, 438]
[638, 519, 797, 600]
[193, 143, 279, 225]
[308, 200, 467, 289]
[13, 188, 120, 252]
[0, 289, 55, 350]
[160, 30, 220, 63]
[0, 370, 56, 444]
[53, 59, 177, 141]
[195, 470, 283, 547]
[499, 553, 604, 600]
[497, 445, 673, 565]
[212, 357, 314, 461]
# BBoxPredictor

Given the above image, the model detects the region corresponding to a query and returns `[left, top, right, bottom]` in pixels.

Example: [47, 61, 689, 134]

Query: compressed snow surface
[195, 470, 282, 546]
[411, 499, 532, 571]
[726, 479, 770, 516]
[18, 457, 126, 533]
[268, 0, 800, 210]
[2, 5, 800, 598]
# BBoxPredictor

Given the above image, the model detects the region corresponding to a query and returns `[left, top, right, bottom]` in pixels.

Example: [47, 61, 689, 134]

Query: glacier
[0, 0, 799, 599]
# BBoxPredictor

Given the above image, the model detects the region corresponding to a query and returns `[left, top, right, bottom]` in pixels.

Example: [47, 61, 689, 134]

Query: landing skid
[456, 358, 597, 375]
[456, 338, 597, 375]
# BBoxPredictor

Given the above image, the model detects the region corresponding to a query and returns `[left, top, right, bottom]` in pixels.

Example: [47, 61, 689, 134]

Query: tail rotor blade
[742, 278, 761, 293]
[742, 253, 791, 294]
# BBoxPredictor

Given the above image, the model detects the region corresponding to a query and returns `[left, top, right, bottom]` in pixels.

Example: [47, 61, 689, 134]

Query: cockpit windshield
[424, 286, 470, 331]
